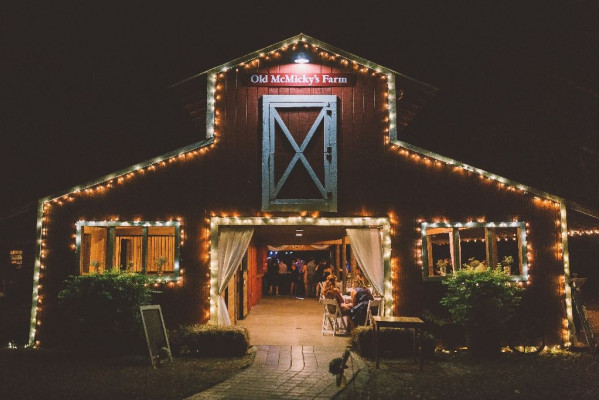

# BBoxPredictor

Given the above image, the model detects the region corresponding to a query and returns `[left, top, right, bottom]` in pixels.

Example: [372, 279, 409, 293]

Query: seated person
[348, 277, 375, 326]
[322, 274, 352, 315]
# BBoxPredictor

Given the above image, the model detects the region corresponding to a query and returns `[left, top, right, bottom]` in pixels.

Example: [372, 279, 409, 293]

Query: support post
[141, 227, 148, 274]
[335, 244, 341, 278]
[485, 228, 497, 269]
[341, 237, 347, 291]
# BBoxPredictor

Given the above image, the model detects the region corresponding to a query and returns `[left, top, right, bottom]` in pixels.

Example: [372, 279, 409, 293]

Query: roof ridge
[168, 33, 437, 92]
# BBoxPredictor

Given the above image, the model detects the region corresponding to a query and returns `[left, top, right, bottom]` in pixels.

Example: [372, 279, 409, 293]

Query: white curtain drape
[346, 228, 384, 296]
[216, 226, 254, 325]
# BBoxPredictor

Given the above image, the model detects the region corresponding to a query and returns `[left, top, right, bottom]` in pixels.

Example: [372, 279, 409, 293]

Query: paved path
[185, 345, 364, 400]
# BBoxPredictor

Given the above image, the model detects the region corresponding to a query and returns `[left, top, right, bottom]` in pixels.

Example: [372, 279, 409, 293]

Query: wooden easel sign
[140, 305, 173, 368]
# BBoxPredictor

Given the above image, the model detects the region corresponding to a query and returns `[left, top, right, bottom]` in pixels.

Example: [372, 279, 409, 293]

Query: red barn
[28, 33, 598, 348]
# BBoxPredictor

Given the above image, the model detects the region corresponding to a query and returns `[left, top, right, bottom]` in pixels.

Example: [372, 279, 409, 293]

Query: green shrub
[441, 265, 522, 358]
[349, 326, 414, 358]
[169, 324, 250, 357]
[440, 266, 521, 330]
[58, 272, 152, 355]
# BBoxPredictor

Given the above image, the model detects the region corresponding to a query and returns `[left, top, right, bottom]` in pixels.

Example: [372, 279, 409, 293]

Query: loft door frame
[261, 95, 338, 212]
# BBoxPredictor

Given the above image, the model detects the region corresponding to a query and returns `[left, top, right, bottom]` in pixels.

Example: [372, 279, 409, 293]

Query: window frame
[420, 221, 528, 281]
[75, 220, 181, 280]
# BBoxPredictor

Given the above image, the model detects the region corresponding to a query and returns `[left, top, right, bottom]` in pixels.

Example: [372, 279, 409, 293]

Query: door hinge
[326, 146, 332, 161]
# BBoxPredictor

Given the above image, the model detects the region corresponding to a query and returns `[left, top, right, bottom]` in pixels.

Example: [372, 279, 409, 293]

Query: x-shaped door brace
[270, 106, 328, 199]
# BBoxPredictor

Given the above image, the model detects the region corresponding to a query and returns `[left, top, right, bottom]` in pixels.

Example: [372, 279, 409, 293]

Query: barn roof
[168, 33, 438, 141]
[169, 33, 436, 90]
[36, 33, 599, 222]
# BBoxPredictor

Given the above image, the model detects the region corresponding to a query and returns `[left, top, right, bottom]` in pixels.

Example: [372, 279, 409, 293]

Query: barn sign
[243, 73, 355, 87]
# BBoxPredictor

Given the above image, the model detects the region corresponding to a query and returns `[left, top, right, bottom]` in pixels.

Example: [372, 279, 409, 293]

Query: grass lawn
[336, 349, 599, 400]
[0, 347, 255, 400]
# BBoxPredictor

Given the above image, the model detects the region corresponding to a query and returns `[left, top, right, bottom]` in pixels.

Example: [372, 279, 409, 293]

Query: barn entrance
[208, 217, 392, 345]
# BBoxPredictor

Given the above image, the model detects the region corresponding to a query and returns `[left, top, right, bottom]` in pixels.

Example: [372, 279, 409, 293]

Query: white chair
[317, 282, 325, 303]
[322, 299, 349, 336]
[365, 298, 383, 326]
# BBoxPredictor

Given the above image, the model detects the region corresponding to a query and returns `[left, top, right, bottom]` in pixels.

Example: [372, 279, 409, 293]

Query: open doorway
[209, 217, 392, 330]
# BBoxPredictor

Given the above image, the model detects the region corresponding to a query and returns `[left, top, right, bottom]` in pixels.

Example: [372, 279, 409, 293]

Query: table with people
[321, 273, 378, 331]
[263, 256, 378, 331]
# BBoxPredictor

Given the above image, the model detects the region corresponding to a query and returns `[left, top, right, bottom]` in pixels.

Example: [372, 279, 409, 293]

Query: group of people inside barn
[264, 255, 375, 330]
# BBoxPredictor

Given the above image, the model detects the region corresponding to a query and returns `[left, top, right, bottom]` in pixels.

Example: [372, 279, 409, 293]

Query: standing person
[296, 258, 305, 296]
[303, 261, 309, 297]
[306, 257, 316, 297]
[267, 257, 278, 295]
[289, 260, 300, 296]
[317, 259, 331, 298]
[263, 258, 270, 296]
[314, 259, 323, 298]
[277, 258, 288, 295]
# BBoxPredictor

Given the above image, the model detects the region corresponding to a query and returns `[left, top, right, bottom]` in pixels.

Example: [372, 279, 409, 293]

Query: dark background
[2, 1, 598, 213]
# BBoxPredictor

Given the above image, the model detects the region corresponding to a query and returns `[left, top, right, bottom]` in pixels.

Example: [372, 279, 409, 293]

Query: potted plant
[500, 255, 514, 275]
[155, 256, 168, 275]
[441, 261, 522, 358]
[90, 260, 101, 274]
[436, 258, 451, 276]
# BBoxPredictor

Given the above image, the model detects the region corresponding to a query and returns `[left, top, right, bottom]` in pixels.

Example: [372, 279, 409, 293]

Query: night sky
[2, 1, 598, 213]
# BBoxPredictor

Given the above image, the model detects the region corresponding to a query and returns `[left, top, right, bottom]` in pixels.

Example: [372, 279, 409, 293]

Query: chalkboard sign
[140, 305, 172, 368]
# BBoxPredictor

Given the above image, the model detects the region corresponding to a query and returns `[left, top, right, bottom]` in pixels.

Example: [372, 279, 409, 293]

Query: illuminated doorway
[208, 217, 392, 325]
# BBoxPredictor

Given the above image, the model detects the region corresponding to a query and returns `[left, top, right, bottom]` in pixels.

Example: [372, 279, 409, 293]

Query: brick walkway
[185, 345, 364, 400]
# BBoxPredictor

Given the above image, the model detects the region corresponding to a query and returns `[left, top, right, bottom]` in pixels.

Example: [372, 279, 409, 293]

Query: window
[460, 227, 486, 268]
[76, 221, 180, 277]
[495, 227, 522, 276]
[423, 227, 454, 277]
[421, 222, 527, 280]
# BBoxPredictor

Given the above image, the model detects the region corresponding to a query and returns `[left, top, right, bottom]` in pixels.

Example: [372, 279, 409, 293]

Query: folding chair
[322, 299, 349, 336]
[317, 282, 325, 303]
[365, 298, 383, 326]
